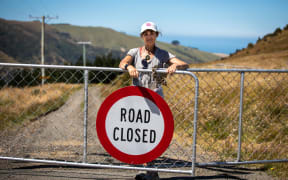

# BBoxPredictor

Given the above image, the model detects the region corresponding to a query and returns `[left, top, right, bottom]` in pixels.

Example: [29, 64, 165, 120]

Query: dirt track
[0, 87, 278, 179]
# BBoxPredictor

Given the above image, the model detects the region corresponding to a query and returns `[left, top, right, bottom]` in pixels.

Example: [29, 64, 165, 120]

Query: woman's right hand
[127, 65, 139, 78]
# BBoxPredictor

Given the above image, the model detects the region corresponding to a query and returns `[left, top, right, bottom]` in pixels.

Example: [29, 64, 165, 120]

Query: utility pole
[40, 16, 45, 85]
[77, 42, 91, 66]
[29, 15, 58, 85]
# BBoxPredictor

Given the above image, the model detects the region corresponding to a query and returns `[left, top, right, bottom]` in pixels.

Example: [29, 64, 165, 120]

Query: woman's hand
[127, 65, 139, 78]
[167, 64, 177, 74]
[119, 55, 138, 78]
[167, 57, 189, 74]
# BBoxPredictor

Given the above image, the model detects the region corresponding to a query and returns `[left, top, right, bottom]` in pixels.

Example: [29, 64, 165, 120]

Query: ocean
[158, 35, 258, 55]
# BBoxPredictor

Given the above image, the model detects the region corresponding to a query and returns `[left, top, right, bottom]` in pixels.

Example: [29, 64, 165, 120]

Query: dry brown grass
[0, 83, 81, 130]
[232, 28, 288, 57]
[164, 72, 288, 178]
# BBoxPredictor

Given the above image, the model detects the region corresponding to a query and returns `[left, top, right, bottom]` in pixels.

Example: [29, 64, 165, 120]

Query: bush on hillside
[263, 27, 283, 41]
[263, 33, 273, 41]
[273, 27, 282, 35]
[171, 40, 180, 46]
[247, 43, 254, 49]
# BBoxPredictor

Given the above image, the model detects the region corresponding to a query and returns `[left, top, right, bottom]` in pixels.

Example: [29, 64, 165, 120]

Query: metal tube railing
[190, 73, 199, 177]
[0, 156, 192, 174]
[237, 72, 245, 162]
[83, 69, 89, 163]
[1, 63, 288, 73]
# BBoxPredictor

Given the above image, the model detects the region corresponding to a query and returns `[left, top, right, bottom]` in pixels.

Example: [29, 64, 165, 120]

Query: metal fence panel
[0, 63, 198, 174]
[192, 70, 288, 169]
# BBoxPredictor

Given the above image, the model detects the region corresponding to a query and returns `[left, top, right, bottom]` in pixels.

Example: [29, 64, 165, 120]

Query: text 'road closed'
[113, 108, 156, 143]
[96, 86, 173, 164]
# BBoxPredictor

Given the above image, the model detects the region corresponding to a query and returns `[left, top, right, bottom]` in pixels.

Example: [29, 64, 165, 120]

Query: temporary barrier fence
[0, 63, 287, 177]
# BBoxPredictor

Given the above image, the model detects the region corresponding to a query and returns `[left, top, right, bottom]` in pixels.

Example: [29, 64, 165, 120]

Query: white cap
[140, 21, 159, 34]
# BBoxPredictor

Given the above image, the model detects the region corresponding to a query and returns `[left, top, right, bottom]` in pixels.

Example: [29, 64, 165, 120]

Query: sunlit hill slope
[191, 24, 288, 69]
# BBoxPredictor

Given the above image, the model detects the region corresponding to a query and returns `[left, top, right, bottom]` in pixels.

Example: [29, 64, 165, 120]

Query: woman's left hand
[167, 58, 189, 74]
[167, 64, 177, 74]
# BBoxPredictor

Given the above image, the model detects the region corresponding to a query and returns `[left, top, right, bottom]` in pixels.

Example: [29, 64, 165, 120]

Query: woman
[119, 22, 188, 180]
[119, 21, 188, 97]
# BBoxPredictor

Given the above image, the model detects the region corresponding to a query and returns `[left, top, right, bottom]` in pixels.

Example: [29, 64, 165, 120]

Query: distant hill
[191, 24, 288, 69]
[0, 18, 123, 64]
[52, 24, 220, 64]
[0, 50, 17, 63]
[0, 18, 219, 65]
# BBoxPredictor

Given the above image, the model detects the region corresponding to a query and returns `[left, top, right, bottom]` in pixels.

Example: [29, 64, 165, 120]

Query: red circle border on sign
[96, 86, 174, 164]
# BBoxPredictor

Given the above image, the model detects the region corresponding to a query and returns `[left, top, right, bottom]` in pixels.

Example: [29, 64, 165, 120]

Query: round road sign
[96, 86, 174, 164]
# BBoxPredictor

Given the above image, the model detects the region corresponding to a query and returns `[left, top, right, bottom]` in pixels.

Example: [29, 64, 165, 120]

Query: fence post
[237, 72, 245, 162]
[83, 69, 89, 163]
[191, 74, 199, 176]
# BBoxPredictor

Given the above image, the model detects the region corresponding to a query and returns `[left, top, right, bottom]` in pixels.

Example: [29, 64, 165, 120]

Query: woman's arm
[119, 55, 139, 78]
[167, 57, 189, 74]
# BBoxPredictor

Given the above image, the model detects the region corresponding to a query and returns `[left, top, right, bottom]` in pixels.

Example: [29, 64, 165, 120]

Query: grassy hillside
[0, 51, 18, 63]
[51, 24, 142, 50]
[0, 19, 43, 64]
[231, 25, 288, 57]
[0, 18, 219, 65]
[192, 25, 288, 69]
[52, 24, 220, 64]
[0, 19, 124, 64]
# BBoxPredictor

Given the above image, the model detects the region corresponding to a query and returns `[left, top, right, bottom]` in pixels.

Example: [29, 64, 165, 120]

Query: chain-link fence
[192, 70, 288, 165]
[0, 63, 287, 177]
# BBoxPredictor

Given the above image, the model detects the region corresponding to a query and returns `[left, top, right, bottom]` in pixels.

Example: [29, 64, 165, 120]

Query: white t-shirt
[127, 46, 175, 97]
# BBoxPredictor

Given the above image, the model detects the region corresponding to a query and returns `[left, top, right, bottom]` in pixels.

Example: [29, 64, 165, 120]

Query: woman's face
[141, 30, 158, 47]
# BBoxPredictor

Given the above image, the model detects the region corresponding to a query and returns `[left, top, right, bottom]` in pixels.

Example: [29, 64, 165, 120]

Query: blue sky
[1, 0, 287, 37]
[0, 0, 287, 53]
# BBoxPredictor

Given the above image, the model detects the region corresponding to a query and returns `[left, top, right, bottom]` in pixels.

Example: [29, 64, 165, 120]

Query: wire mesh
[194, 71, 288, 164]
[0, 65, 197, 172]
